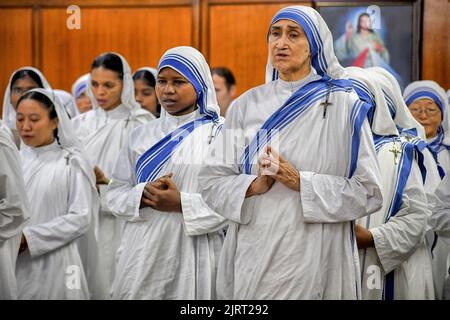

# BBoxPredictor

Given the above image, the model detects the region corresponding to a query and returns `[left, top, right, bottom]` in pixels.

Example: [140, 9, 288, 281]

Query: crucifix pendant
[389, 144, 402, 165]
[320, 85, 333, 119]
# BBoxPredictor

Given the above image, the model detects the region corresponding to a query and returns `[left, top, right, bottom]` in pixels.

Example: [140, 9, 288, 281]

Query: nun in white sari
[0, 120, 29, 300]
[199, 6, 383, 299]
[15, 89, 99, 299]
[2, 67, 51, 147]
[404, 81, 450, 175]
[72, 53, 154, 299]
[106, 46, 228, 299]
[71, 73, 92, 114]
[403, 80, 450, 299]
[348, 67, 434, 299]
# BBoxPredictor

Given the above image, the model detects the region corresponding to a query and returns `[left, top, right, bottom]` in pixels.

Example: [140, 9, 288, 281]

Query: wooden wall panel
[1, 0, 449, 119]
[0, 9, 33, 116]
[421, 0, 449, 90]
[207, 3, 306, 96]
[41, 7, 193, 92]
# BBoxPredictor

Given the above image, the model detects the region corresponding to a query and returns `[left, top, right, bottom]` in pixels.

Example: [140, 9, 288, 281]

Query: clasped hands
[246, 146, 300, 198]
[140, 173, 182, 213]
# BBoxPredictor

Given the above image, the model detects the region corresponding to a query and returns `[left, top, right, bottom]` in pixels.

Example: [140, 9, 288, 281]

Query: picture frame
[313, 1, 422, 90]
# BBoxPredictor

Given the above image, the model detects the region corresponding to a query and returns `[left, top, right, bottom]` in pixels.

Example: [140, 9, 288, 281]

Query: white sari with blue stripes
[199, 73, 383, 299]
[357, 134, 434, 300]
[106, 46, 228, 299]
[106, 110, 227, 299]
[199, 5, 384, 300]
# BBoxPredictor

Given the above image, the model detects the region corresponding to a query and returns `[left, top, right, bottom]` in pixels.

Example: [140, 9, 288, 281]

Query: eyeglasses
[409, 107, 441, 117]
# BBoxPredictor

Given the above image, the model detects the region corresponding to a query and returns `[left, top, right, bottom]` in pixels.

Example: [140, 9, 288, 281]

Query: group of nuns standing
[1, 5, 450, 300]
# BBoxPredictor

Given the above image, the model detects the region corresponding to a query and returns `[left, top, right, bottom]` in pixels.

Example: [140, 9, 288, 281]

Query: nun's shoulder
[129, 117, 162, 140]
[0, 123, 15, 148]
[133, 108, 157, 123]
[236, 82, 274, 103]
[333, 87, 360, 107]
[227, 82, 275, 115]
[71, 109, 96, 127]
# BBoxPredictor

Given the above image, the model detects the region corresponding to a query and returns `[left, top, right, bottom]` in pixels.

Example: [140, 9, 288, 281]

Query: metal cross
[389, 144, 402, 165]
[403, 134, 414, 142]
[321, 85, 333, 119]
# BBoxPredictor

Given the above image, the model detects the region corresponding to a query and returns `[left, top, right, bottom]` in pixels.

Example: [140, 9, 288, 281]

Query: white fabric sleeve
[370, 161, 429, 273]
[180, 192, 229, 236]
[300, 118, 383, 223]
[429, 173, 450, 241]
[23, 164, 91, 257]
[0, 144, 29, 241]
[199, 101, 258, 224]
[106, 139, 158, 222]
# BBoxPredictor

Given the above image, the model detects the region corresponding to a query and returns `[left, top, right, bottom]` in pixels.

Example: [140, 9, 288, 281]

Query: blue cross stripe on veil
[404, 88, 445, 116]
[349, 99, 373, 178]
[135, 54, 218, 184]
[427, 131, 448, 179]
[375, 136, 426, 300]
[269, 8, 329, 80]
[239, 78, 352, 175]
[74, 82, 87, 98]
[350, 79, 375, 125]
[382, 89, 397, 119]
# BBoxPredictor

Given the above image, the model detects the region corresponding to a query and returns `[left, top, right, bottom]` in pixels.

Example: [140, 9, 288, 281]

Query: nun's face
[75, 92, 93, 113]
[16, 99, 58, 148]
[408, 98, 442, 139]
[90, 67, 123, 111]
[269, 19, 311, 82]
[10, 77, 40, 109]
[156, 67, 197, 116]
[134, 78, 158, 116]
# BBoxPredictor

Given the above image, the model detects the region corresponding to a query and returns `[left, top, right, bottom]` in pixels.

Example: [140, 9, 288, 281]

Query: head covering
[346, 67, 398, 137]
[135, 47, 221, 183]
[54, 89, 79, 119]
[157, 46, 220, 121]
[403, 80, 450, 148]
[2, 67, 51, 129]
[133, 67, 158, 83]
[404, 81, 447, 119]
[368, 67, 426, 140]
[266, 6, 347, 83]
[86, 52, 141, 114]
[20, 89, 80, 151]
[71, 73, 90, 99]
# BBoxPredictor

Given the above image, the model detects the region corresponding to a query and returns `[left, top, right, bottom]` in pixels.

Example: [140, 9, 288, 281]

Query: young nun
[199, 6, 383, 299]
[404, 81, 450, 175]
[106, 46, 228, 299]
[2, 67, 51, 147]
[0, 120, 29, 300]
[403, 81, 450, 299]
[133, 67, 160, 118]
[72, 52, 154, 299]
[15, 89, 99, 299]
[347, 67, 434, 299]
[71, 73, 92, 114]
